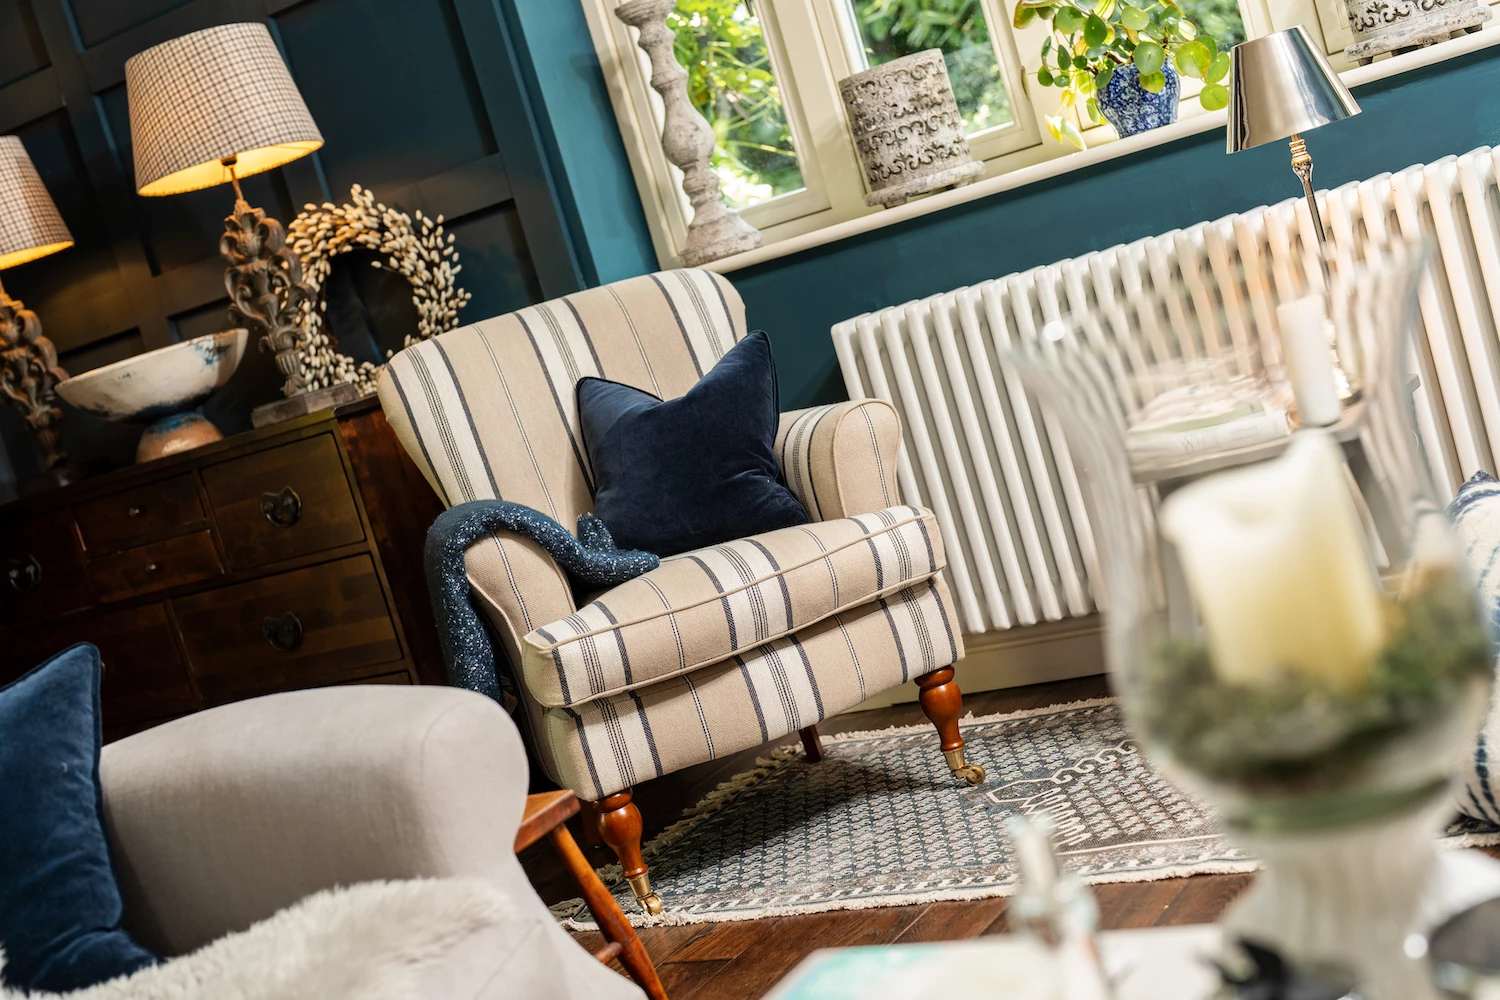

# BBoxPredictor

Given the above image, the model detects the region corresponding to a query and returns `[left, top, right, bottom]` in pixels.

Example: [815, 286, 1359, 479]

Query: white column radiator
[833, 146, 1500, 637]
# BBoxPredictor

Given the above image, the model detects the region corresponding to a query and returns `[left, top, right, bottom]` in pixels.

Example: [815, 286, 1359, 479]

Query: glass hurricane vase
[1006, 237, 1492, 998]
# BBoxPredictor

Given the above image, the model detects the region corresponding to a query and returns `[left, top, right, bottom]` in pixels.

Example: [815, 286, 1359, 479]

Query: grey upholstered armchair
[379, 268, 982, 914]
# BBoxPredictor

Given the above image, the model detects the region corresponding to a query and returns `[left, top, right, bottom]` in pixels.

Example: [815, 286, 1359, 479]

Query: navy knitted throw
[424, 501, 659, 699]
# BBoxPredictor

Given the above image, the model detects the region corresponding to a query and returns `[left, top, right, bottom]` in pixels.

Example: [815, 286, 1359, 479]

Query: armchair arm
[776, 400, 902, 521]
[100, 686, 533, 957]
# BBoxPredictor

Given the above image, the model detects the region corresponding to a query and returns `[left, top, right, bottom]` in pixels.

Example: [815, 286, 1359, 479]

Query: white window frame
[580, 0, 1480, 269]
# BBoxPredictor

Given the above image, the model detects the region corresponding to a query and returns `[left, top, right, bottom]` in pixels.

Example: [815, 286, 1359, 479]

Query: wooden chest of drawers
[0, 399, 446, 741]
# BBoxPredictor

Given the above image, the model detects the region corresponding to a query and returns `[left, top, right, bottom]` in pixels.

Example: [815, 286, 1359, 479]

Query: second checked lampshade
[0, 135, 73, 270]
[1228, 25, 1360, 152]
[126, 22, 323, 197]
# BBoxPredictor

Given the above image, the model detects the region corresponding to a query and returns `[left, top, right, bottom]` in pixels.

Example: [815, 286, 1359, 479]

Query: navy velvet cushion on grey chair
[0, 644, 160, 992]
[576, 329, 809, 556]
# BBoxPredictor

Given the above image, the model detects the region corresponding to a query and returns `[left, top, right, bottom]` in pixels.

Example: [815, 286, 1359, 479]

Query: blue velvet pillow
[0, 644, 160, 992]
[577, 329, 808, 556]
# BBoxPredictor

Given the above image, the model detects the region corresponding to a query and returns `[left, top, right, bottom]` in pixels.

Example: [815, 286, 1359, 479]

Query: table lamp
[1229, 25, 1361, 245]
[0, 135, 73, 475]
[126, 22, 333, 425]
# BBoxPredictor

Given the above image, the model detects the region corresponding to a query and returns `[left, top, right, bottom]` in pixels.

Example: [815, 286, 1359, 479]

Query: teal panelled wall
[726, 46, 1500, 408]
[0, 0, 587, 488]
[505, 0, 657, 286]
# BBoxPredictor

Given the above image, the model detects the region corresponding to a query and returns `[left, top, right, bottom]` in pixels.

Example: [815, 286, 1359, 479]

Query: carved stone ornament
[0, 280, 68, 471]
[220, 193, 314, 399]
[1344, 0, 1490, 63]
[615, 0, 763, 266]
[839, 49, 984, 209]
[287, 183, 472, 397]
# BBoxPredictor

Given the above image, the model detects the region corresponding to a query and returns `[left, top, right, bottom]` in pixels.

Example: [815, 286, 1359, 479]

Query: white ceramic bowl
[57, 329, 247, 422]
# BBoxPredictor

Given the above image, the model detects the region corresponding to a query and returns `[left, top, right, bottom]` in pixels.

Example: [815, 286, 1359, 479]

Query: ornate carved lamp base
[219, 158, 324, 427]
[0, 278, 68, 473]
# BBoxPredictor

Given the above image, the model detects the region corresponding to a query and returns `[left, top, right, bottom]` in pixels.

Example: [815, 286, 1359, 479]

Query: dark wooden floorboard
[528, 673, 1259, 998]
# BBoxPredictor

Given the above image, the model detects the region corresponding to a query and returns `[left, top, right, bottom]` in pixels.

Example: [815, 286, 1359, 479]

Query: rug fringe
[817, 697, 1121, 746]
[554, 859, 1267, 930]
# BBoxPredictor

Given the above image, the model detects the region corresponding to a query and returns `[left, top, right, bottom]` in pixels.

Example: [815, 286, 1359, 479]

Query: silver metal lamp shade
[1227, 26, 1360, 245]
[1229, 25, 1360, 152]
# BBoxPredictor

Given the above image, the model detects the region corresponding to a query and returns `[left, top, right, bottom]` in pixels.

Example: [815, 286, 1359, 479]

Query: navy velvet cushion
[577, 329, 809, 556]
[0, 644, 160, 992]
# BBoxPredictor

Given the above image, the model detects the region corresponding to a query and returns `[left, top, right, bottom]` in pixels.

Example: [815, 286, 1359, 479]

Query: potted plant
[1015, 0, 1231, 149]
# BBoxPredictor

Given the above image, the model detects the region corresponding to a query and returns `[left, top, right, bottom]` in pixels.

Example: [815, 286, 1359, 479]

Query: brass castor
[953, 763, 986, 785]
[944, 748, 986, 786]
[627, 872, 664, 915]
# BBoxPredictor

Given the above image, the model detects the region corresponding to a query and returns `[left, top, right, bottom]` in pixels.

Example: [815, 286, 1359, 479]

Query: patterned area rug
[555, 698, 1500, 928]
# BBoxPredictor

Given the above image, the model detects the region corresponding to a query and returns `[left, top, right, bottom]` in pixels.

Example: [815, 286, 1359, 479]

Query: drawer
[74, 474, 205, 555]
[0, 510, 91, 627]
[2, 604, 198, 724]
[87, 530, 223, 603]
[174, 555, 401, 703]
[202, 434, 365, 570]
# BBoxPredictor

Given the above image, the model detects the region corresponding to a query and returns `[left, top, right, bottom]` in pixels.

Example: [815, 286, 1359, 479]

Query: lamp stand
[217, 158, 358, 428]
[0, 273, 69, 476]
[1289, 133, 1329, 246]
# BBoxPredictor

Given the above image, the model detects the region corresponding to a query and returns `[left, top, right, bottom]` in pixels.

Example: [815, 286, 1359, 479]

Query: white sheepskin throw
[0, 879, 513, 1000]
[1451, 470, 1500, 824]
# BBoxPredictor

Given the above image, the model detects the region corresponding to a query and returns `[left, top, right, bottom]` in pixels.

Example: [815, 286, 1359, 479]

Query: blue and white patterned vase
[1095, 63, 1180, 138]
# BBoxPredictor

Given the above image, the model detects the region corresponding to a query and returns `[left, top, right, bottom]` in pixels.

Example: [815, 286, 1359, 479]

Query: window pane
[849, 0, 1014, 134]
[1179, 0, 1246, 49]
[669, 1, 805, 210]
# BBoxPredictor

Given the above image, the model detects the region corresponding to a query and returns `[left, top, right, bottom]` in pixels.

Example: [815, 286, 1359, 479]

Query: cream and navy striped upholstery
[523, 506, 943, 708]
[379, 269, 965, 801]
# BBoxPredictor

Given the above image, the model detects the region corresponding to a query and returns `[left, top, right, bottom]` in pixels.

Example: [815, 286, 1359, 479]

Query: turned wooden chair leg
[550, 823, 668, 999]
[595, 788, 663, 915]
[916, 666, 986, 786]
[800, 725, 824, 763]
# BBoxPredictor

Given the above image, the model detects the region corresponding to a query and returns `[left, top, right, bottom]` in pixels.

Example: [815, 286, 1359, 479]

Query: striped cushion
[1450, 471, 1500, 824]
[544, 577, 964, 801]
[522, 505, 945, 708]
[776, 400, 901, 522]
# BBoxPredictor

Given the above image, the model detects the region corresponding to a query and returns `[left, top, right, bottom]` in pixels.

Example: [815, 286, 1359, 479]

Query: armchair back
[378, 270, 746, 776]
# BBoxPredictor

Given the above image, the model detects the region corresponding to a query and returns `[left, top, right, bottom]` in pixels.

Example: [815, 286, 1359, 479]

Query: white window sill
[703, 27, 1500, 276]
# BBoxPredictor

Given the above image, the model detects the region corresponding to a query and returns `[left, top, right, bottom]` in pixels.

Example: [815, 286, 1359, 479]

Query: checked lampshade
[126, 21, 323, 197]
[0, 136, 72, 270]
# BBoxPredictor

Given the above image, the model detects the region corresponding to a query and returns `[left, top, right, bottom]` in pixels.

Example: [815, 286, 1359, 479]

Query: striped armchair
[378, 269, 980, 913]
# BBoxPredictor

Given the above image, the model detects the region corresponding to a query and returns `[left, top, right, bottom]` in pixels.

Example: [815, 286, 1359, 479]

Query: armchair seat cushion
[521, 505, 946, 708]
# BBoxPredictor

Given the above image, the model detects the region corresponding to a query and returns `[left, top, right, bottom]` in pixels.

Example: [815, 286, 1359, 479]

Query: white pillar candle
[1277, 295, 1342, 427]
[1159, 431, 1385, 688]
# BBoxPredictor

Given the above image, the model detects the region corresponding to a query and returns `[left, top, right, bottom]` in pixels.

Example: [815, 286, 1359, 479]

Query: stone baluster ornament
[615, 0, 762, 266]
[840, 50, 984, 209]
[1344, 0, 1489, 64]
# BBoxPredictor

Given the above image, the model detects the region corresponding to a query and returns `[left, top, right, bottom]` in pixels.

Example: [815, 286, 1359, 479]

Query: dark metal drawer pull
[261, 487, 302, 528]
[6, 555, 40, 592]
[263, 612, 303, 653]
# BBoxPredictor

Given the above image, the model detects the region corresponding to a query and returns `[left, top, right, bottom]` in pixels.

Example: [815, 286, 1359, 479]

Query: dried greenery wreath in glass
[287, 184, 472, 396]
[1018, 0, 1230, 149]
[1007, 238, 1491, 1000]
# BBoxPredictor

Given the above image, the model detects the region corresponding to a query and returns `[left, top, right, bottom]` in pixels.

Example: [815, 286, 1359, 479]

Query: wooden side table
[517, 790, 668, 1000]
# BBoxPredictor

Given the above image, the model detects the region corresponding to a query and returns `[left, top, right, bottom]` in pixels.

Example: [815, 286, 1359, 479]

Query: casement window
[581, 0, 1489, 268]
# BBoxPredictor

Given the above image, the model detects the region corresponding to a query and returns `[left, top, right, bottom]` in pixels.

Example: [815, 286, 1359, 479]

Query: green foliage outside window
[851, 0, 1014, 134]
[669, 0, 1019, 209]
